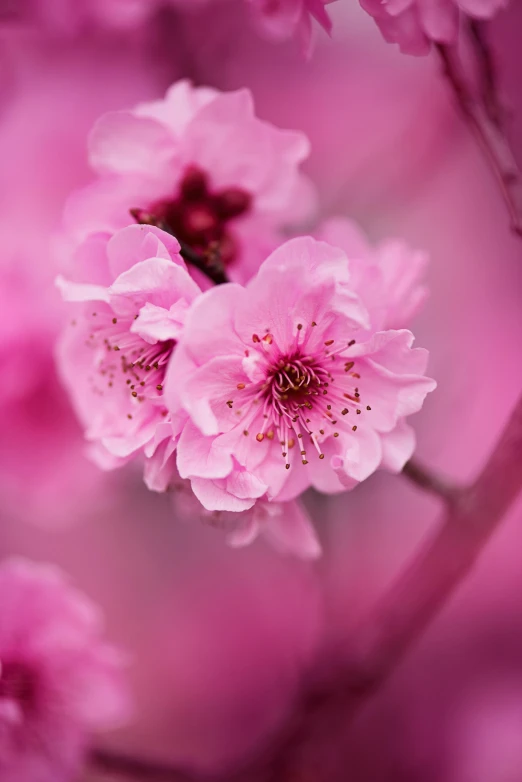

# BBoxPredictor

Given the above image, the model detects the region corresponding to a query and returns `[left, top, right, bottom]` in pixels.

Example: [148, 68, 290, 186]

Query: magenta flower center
[233, 324, 372, 469]
[0, 660, 37, 713]
[147, 167, 252, 266]
[85, 311, 174, 416]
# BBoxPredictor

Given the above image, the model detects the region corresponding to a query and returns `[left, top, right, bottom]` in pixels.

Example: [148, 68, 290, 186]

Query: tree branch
[89, 747, 197, 781]
[89, 396, 522, 782]
[401, 458, 460, 504]
[266, 394, 522, 780]
[436, 43, 522, 237]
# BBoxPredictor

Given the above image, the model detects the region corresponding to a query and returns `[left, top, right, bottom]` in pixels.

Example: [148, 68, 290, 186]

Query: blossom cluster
[56, 81, 436, 558]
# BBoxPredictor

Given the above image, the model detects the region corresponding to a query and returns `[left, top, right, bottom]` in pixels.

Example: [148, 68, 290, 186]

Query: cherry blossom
[165, 236, 435, 513]
[315, 216, 428, 330]
[361, 0, 509, 55]
[62, 80, 313, 284]
[56, 224, 200, 473]
[0, 558, 130, 782]
[247, 0, 336, 53]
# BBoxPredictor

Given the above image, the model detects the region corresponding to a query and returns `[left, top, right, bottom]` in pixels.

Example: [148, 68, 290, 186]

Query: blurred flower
[247, 0, 336, 53]
[61, 80, 313, 284]
[166, 236, 435, 513]
[360, 0, 509, 55]
[0, 256, 114, 527]
[56, 224, 200, 475]
[315, 216, 429, 330]
[0, 558, 130, 782]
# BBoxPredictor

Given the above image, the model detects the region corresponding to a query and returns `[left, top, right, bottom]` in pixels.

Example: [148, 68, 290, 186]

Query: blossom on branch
[247, 0, 337, 53]
[165, 236, 436, 514]
[361, 0, 508, 55]
[0, 558, 130, 782]
[56, 224, 200, 474]
[62, 80, 313, 284]
[315, 216, 429, 330]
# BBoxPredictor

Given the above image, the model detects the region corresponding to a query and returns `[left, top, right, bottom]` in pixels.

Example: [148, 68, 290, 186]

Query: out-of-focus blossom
[61, 80, 313, 284]
[247, 0, 336, 53]
[150, 453, 321, 557]
[0, 558, 130, 782]
[315, 217, 429, 330]
[361, 0, 509, 55]
[165, 236, 435, 513]
[0, 256, 113, 527]
[56, 224, 200, 475]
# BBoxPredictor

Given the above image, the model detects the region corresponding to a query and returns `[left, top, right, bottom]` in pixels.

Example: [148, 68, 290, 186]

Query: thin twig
[402, 458, 460, 504]
[89, 747, 197, 781]
[467, 19, 503, 126]
[436, 43, 522, 237]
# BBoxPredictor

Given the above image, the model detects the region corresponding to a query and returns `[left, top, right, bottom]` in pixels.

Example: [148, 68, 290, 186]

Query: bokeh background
[0, 3, 521, 780]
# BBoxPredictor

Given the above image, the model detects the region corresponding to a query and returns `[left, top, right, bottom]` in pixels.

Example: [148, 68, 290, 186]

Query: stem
[436, 43, 522, 237]
[402, 458, 460, 504]
[89, 748, 197, 781]
[467, 19, 502, 126]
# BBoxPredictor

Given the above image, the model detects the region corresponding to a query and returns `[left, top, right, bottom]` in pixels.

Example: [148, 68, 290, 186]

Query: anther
[319, 453, 325, 459]
[348, 339, 356, 346]
[256, 433, 264, 442]
[356, 409, 361, 414]
[156, 385, 163, 391]
[352, 425, 357, 431]
[324, 339, 334, 346]
[366, 405, 371, 411]
[342, 408, 348, 415]
[243, 430, 249, 436]
[237, 383, 245, 390]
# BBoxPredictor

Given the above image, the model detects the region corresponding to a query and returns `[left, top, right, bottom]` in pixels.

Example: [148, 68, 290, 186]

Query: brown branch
[401, 458, 460, 504]
[467, 19, 503, 126]
[89, 747, 198, 781]
[436, 43, 522, 237]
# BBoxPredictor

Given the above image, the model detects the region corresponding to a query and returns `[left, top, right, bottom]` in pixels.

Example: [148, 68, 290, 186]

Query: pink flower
[0, 257, 115, 527]
[361, 0, 508, 55]
[148, 446, 321, 557]
[0, 558, 130, 782]
[315, 217, 429, 330]
[62, 80, 313, 284]
[247, 0, 336, 53]
[56, 223, 200, 473]
[165, 236, 436, 513]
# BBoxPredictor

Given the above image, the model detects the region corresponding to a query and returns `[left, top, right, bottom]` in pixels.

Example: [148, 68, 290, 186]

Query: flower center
[135, 166, 252, 267]
[232, 323, 371, 469]
[86, 311, 174, 418]
[0, 660, 37, 712]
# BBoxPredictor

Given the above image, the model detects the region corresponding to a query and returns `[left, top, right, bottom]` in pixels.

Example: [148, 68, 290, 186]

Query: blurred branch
[467, 19, 503, 126]
[89, 395, 522, 781]
[436, 42, 522, 237]
[402, 458, 460, 504]
[265, 393, 522, 779]
[89, 748, 196, 781]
